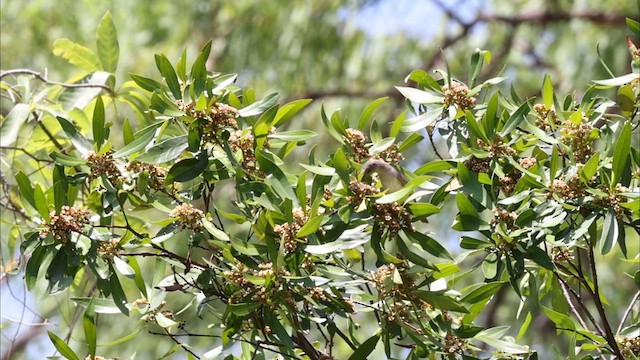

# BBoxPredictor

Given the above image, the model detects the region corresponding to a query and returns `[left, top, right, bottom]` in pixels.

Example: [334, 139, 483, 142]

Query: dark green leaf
[238, 93, 279, 117]
[96, 12, 119, 73]
[404, 230, 452, 260]
[136, 135, 188, 163]
[48, 331, 80, 360]
[228, 302, 260, 317]
[150, 92, 185, 117]
[83, 305, 97, 357]
[414, 291, 469, 313]
[56, 116, 92, 155]
[34, 184, 50, 221]
[348, 334, 380, 360]
[462, 281, 506, 304]
[191, 40, 212, 97]
[92, 96, 105, 147]
[15, 171, 36, 209]
[154, 54, 182, 100]
[501, 100, 531, 135]
[130, 73, 162, 92]
[415, 160, 455, 175]
[109, 274, 129, 316]
[112, 123, 162, 159]
[600, 209, 619, 255]
[612, 122, 631, 185]
[166, 152, 208, 183]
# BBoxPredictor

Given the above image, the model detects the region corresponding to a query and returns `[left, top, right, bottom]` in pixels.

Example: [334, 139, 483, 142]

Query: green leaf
[228, 302, 260, 317]
[600, 209, 619, 255]
[368, 137, 396, 155]
[130, 73, 162, 92]
[83, 306, 97, 357]
[593, 72, 639, 86]
[92, 96, 105, 147]
[482, 92, 499, 138]
[397, 232, 436, 269]
[166, 152, 208, 183]
[397, 132, 423, 152]
[404, 230, 452, 260]
[395, 86, 444, 104]
[627, 17, 640, 34]
[238, 93, 279, 117]
[414, 291, 469, 313]
[406, 202, 440, 218]
[404, 69, 442, 93]
[53, 38, 100, 72]
[580, 152, 600, 182]
[15, 171, 36, 209]
[474, 327, 530, 354]
[501, 100, 531, 136]
[517, 312, 532, 341]
[109, 274, 129, 316]
[482, 253, 499, 279]
[357, 97, 388, 131]
[257, 150, 297, 202]
[136, 135, 188, 163]
[203, 218, 230, 241]
[299, 164, 336, 177]
[96, 11, 119, 73]
[48, 331, 80, 360]
[462, 281, 506, 304]
[33, 184, 50, 221]
[113, 257, 135, 278]
[112, 123, 161, 159]
[305, 237, 370, 255]
[155, 54, 182, 100]
[122, 118, 134, 145]
[542, 74, 554, 109]
[612, 122, 631, 185]
[191, 40, 212, 97]
[348, 334, 380, 360]
[469, 48, 488, 88]
[296, 215, 324, 238]
[0, 103, 30, 146]
[465, 110, 488, 141]
[268, 130, 317, 142]
[272, 99, 313, 127]
[56, 116, 92, 155]
[415, 160, 455, 175]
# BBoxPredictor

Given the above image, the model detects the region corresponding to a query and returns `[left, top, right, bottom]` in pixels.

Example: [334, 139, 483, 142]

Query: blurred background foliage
[1, 0, 638, 359]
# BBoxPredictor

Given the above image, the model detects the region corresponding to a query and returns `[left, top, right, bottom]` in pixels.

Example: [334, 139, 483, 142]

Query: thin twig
[0, 69, 114, 95]
[616, 291, 640, 335]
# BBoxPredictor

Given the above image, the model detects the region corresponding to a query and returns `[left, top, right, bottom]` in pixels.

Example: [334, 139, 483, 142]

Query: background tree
[1, 1, 639, 359]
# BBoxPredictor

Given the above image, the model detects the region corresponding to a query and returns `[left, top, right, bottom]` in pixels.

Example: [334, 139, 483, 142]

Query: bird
[362, 158, 407, 193]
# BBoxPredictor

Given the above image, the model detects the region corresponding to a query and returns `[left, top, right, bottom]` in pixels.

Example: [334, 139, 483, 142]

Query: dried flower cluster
[594, 183, 633, 218]
[177, 100, 239, 144]
[373, 202, 413, 235]
[86, 151, 121, 184]
[491, 208, 518, 230]
[227, 129, 267, 175]
[143, 300, 167, 322]
[443, 82, 476, 110]
[464, 156, 490, 174]
[125, 161, 167, 190]
[533, 104, 561, 132]
[618, 336, 640, 357]
[169, 203, 205, 231]
[347, 180, 380, 205]
[548, 175, 585, 200]
[552, 247, 574, 264]
[344, 128, 370, 162]
[39, 206, 91, 243]
[560, 117, 596, 163]
[477, 136, 517, 159]
[378, 143, 404, 165]
[98, 238, 120, 260]
[223, 262, 293, 309]
[273, 208, 309, 254]
[443, 333, 467, 354]
[519, 157, 537, 169]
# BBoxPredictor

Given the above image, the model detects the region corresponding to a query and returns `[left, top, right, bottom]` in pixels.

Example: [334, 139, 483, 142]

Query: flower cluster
[464, 156, 490, 174]
[177, 100, 240, 144]
[378, 143, 404, 165]
[39, 206, 91, 243]
[594, 183, 633, 219]
[443, 82, 476, 110]
[85, 151, 121, 184]
[347, 180, 380, 205]
[373, 202, 414, 235]
[559, 117, 596, 163]
[223, 261, 292, 308]
[125, 161, 167, 190]
[518, 156, 537, 169]
[227, 129, 270, 175]
[491, 208, 518, 230]
[618, 336, 640, 357]
[273, 208, 309, 254]
[344, 128, 370, 163]
[477, 136, 517, 159]
[552, 247, 574, 264]
[169, 203, 205, 231]
[533, 103, 561, 132]
[97, 238, 120, 260]
[443, 333, 467, 355]
[548, 175, 585, 200]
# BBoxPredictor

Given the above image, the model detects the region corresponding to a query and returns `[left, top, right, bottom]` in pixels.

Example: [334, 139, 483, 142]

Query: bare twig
[616, 290, 640, 335]
[0, 69, 114, 95]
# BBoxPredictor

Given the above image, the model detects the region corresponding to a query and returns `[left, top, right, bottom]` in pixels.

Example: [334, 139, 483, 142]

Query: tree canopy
[1, 1, 639, 360]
